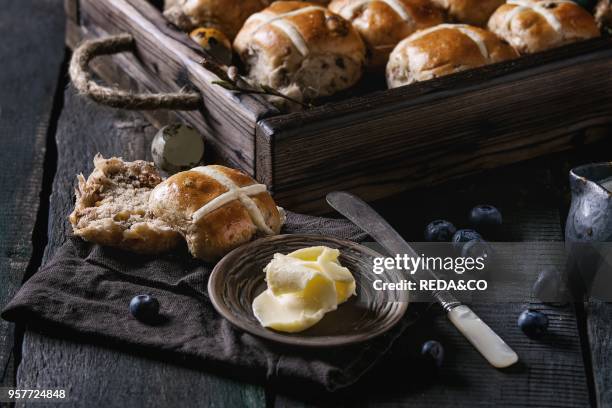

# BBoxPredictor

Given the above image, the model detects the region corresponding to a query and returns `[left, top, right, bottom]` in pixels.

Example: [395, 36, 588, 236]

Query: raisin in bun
[233, 1, 366, 102]
[431, 0, 504, 26]
[488, 0, 600, 55]
[148, 165, 284, 262]
[69, 155, 181, 254]
[386, 24, 518, 87]
[329, 0, 445, 70]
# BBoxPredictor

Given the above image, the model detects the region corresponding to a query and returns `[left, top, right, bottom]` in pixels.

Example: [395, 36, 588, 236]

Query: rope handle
[69, 33, 202, 111]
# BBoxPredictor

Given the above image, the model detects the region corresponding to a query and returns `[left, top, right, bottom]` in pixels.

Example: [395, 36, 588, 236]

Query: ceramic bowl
[208, 234, 408, 347]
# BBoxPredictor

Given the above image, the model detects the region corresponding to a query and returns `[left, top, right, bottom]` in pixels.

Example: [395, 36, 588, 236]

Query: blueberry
[452, 229, 482, 252]
[129, 295, 160, 322]
[425, 220, 457, 242]
[421, 340, 444, 368]
[453, 229, 482, 243]
[518, 309, 549, 339]
[469, 205, 502, 236]
[461, 239, 493, 261]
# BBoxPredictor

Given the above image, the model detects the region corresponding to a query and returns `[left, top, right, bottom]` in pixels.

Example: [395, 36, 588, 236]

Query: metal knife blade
[326, 191, 459, 310]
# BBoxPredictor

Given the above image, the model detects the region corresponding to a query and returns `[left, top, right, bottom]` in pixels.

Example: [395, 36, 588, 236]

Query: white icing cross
[337, 0, 415, 25]
[191, 167, 275, 235]
[245, 5, 329, 56]
[409, 24, 490, 61]
[506, 0, 575, 32]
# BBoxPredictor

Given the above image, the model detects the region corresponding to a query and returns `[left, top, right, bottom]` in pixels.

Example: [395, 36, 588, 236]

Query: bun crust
[69, 155, 181, 254]
[488, 0, 600, 54]
[329, 0, 445, 70]
[163, 0, 332, 40]
[163, 0, 272, 39]
[386, 24, 518, 87]
[234, 1, 366, 101]
[149, 165, 284, 261]
[431, 0, 505, 26]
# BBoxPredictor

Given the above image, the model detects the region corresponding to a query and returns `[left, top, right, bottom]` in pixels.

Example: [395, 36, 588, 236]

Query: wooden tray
[64, 0, 612, 213]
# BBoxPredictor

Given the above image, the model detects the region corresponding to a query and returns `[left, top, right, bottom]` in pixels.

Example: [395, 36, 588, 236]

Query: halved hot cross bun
[148, 165, 284, 261]
[329, 0, 445, 70]
[233, 1, 366, 103]
[386, 23, 519, 88]
[488, 0, 600, 55]
[69, 155, 181, 254]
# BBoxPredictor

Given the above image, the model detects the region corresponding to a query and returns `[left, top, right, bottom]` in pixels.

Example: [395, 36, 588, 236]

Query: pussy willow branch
[199, 58, 311, 109]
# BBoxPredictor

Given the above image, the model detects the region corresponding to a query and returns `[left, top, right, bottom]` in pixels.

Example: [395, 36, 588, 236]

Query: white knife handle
[447, 305, 519, 368]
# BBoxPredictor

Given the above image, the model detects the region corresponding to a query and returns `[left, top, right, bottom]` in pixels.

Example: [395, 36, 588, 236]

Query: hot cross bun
[488, 0, 600, 54]
[164, 0, 331, 40]
[386, 23, 518, 87]
[431, 0, 505, 26]
[148, 165, 285, 261]
[329, 0, 445, 70]
[164, 0, 271, 40]
[233, 1, 366, 102]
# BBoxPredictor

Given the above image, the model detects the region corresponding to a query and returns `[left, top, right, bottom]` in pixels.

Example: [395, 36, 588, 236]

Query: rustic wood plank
[273, 156, 591, 407]
[16, 87, 266, 408]
[0, 0, 65, 389]
[586, 300, 612, 408]
[68, 0, 278, 173]
[64, 0, 79, 23]
[259, 45, 612, 213]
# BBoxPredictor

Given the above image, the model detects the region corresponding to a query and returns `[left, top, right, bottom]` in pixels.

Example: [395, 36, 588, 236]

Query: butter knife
[326, 191, 519, 369]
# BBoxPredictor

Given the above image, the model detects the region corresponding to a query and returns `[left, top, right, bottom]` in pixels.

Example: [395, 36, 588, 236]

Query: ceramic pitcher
[565, 163, 612, 299]
[566, 163, 612, 243]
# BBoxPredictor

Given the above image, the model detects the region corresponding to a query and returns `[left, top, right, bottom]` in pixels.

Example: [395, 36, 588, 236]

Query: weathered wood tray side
[258, 41, 612, 212]
[64, 0, 278, 174]
[66, 0, 612, 214]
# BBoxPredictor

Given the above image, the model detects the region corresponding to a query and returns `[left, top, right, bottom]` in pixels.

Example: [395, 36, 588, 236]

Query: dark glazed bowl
[208, 234, 408, 347]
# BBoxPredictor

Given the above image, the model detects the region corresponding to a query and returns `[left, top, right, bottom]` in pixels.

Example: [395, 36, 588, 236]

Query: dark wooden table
[2, 1, 612, 407]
